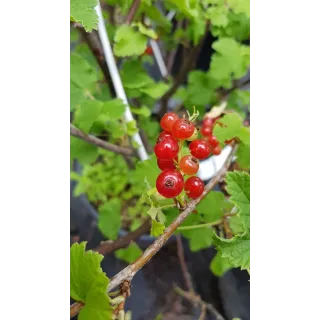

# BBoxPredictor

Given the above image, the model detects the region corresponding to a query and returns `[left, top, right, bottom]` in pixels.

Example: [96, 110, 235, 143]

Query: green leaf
[76, 100, 103, 133]
[115, 242, 142, 263]
[225, 171, 250, 229]
[70, 53, 99, 89]
[133, 22, 158, 39]
[102, 99, 126, 120]
[210, 252, 233, 276]
[71, 81, 86, 111]
[212, 231, 250, 269]
[228, 0, 250, 17]
[187, 18, 206, 45]
[70, 0, 98, 32]
[197, 191, 225, 222]
[131, 105, 151, 117]
[236, 142, 250, 169]
[189, 228, 213, 251]
[70, 137, 98, 165]
[206, 6, 228, 27]
[70, 242, 112, 320]
[213, 112, 249, 144]
[228, 214, 245, 234]
[151, 219, 165, 236]
[114, 25, 147, 57]
[166, 0, 199, 19]
[121, 60, 154, 89]
[139, 82, 170, 98]
[126, 120, 138, 136]
[98, 199, 121, 240]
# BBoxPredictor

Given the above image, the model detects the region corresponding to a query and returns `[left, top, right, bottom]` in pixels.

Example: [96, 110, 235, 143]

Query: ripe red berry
[186, 128, 198, 141]
[158, 131, 174, 140]
[184, 176, 205, 199]
[179, 155, 199, 175]
[144, 46, 153, 55]
[157, 158, 176, 171]
[156, 170, 184, 198]
[172, 119, 195, 139]
[202, 117, 214, 127]
[200, 125, 213, 137]
[154, 137, 179, 160]
[208, 135, 219, 149]
[160, 112, 179, 132]
[212, 145, 222, 155]
[189, 140, 211, 160]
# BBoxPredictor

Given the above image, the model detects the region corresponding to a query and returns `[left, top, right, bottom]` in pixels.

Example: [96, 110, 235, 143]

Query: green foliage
[115, 242, 143, 263]
[212, 231, 250, 269]
[210, 252, 233, 276]
[70, 0, 98, 32]
[70, 137, 98, 165]
[225, 171, 250, 229]
[151, 219, 165, 236]
[196, 191, 225, 222]
[98, 199, 121, 240]
[70, 242, 112, 320]
[189, 228, 213, 251]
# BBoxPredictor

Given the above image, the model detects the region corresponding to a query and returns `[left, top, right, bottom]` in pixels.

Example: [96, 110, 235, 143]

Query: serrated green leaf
[210, 252, 233, 276]
[206, 6, 228, 27]
[133, 22, 157, 39]
[225, 171, 250, 229]
[151, 219, 165, 236]
[213, 113, 247, 143]
[212, 231, 250, 269]
[98, 199, 121, 240]
[228, 214, 245, 234]
[70, 137, 98, 164]
[114, 25, 147, 57]
[197, 191, 225, 222]
[76, 100, 103, 133]
[121, 60, 154, 89]
[115, 242, 142, 263]
[102, 99, 126, 120]
[189, 228, 213, 251]
[139, 82, 170, 98]
[70, 0, 98, 32]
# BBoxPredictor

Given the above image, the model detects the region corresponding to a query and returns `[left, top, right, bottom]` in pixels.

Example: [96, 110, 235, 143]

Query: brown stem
[76, 28, 116, 97]
[96, 220, 150, 255]
[108, 144, 237, 292]
[125, 0, 141, 24]
[70, 145, 237, 318]
[70, 124, 134, 156]
[70, 301, 84, 317]
[176, 234, 194, 293]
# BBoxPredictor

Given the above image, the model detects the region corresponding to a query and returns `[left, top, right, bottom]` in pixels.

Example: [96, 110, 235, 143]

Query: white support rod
[95, 2, 149, 161]
[150, 39, 168, 78]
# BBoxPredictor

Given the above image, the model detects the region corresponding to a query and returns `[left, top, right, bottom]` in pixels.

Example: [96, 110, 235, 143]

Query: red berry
[202, 117, 214, 127]
[158, 131, 174, 140]
[189, 140, 211, 160]
[144, 46, 153, 55]
[157, 158, 176, 171]
[208, 135, 219, 149]
[154, 137, 179, 160]
[156, 170, 184, 198]
[212, 145, 222, 155]
[160, 112, 179, 132]
[184, 176, 205, 199]
[179, 155, 199, 175]
[200, 125, 213, 137]
[172, 119, 195, 139]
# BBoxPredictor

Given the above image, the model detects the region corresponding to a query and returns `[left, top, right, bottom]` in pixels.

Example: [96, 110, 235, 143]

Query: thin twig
[96, 220, 150, 255]
[70, 124, 134, 156]
[176, 234, 194, 293]
[70, 144, 237, 318]
[174, 286, 225, 320]
[125, 0, 141, 24]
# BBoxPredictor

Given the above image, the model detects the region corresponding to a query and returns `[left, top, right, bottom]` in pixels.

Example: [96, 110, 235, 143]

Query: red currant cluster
[155, 112, 210, 200]
[200, 116, 222, 156]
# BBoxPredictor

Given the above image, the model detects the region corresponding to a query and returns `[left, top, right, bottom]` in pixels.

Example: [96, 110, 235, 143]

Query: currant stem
[177, 219, 222, 231]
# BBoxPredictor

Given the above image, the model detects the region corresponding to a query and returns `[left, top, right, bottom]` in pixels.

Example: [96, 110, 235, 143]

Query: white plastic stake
[95, 2, 149, 161]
